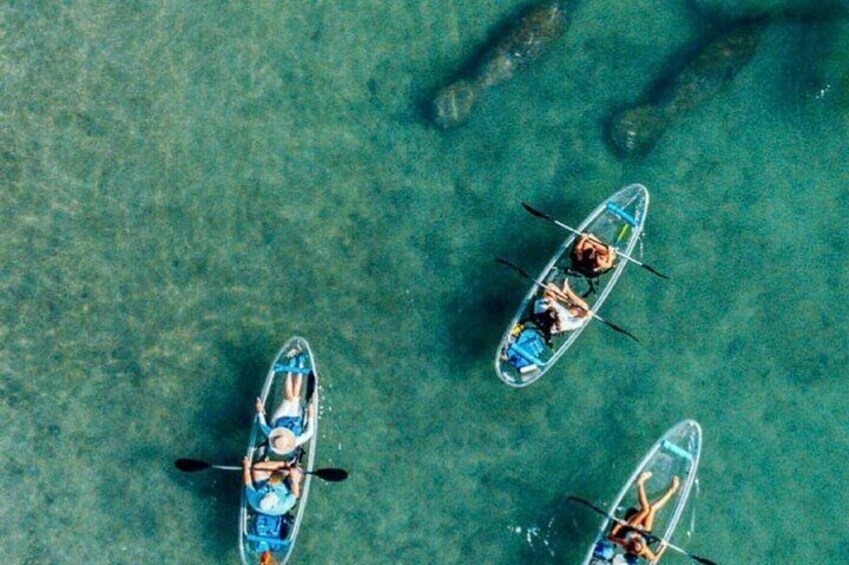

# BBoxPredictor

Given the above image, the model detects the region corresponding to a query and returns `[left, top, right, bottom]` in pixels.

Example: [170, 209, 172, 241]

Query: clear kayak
[239, 336, 319, 565]
[495, 184, 649, 387]
[580, 419, 702, 565]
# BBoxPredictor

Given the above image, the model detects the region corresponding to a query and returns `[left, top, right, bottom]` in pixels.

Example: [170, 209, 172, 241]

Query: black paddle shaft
[174, 458, 349, 482]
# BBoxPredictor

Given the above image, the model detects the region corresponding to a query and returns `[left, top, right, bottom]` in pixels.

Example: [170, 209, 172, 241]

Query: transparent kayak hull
[495, 184, 649, 387]
[580, 419, 702, 565]
[238, 336, 319, 565]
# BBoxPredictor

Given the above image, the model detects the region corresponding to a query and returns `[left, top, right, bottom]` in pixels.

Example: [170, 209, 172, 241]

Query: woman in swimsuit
[255, 348, 316, 463]
[608, 471, 680, 563]
[533, 279, 592, 338]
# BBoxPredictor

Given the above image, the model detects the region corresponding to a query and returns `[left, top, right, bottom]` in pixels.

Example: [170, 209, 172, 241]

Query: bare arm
[596, 244, 616, 271]
[251, 460, 292, 473]
[548, 280, 590, 315]
[242, 457, 253, 487]
[608, 522, 623, 539]
[289, 467, 302, 498]
[642, 544, 660, 563]
[296, 401, 317, 447]
[647, 543, 668, 563]
[255, 398, 271, 435]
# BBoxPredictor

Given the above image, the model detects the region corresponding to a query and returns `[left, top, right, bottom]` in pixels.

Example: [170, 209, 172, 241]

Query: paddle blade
[311, 467, 349, 482]
[642, 262, 671, 280]
[521, 202, 554, 222]
[566, 495, 606, 515]
[174, 458, 212, 472]
[495, 257, 531, 280]
[601, 319, 641, 344]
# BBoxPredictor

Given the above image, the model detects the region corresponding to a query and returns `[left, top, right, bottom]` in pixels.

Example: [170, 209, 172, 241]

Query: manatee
[608, 20, 765, 157]
[432, 80, 480, 129]
[431, 1, 571, 129]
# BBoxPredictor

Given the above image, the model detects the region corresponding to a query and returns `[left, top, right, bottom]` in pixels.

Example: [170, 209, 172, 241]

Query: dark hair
[571, 246, 598, 276]
[531, 303, 559, 345]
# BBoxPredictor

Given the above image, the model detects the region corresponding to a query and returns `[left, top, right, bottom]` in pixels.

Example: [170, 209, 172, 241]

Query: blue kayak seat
[505, 327, 547, 369]
[247, 514, 290, 552]
[606, 201, 638, 227]
[661, 439, 693, 461]
[274, 352, 311, 375]
[593, 538, 615, 561]
[246, 534, 291, 553]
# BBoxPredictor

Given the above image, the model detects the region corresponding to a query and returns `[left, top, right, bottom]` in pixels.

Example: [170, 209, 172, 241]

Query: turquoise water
[2, 1, 848, 563]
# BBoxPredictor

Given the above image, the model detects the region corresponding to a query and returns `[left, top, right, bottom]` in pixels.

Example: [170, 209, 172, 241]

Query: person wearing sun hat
[255, 349, 316, 462]
[242, 456, 302, 516]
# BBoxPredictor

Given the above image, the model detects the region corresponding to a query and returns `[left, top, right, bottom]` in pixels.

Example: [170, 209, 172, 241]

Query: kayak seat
[606, 201, 638, 227]
[505, 327, 547, 369]
[592, 538, 615, 562]
[274, 353, 311, 375]
[256, 513, 285, 537]
[246, 534, 291, 554]
[661, 439, 693, 461]
[248, 514, 290, 552]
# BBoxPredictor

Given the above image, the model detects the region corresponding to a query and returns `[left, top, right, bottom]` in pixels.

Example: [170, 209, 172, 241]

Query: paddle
[174, 458, 349, 482]
[521, 202, 670, 280]
[566, 496, 718, 565]
[495, 258, 640, 344]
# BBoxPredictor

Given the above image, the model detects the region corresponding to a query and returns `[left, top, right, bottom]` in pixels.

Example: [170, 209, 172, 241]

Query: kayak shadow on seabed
[171, 333, 276, 554]
[442, 202, 559, 378]
[444, 284, 515, 377]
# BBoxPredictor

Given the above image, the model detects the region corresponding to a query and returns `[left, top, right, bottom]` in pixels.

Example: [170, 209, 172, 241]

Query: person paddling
[571, 233, 617, 277]
[608, 471, 681, 564]
[533, 279, 591, 341]
[242, 457, 302, 516]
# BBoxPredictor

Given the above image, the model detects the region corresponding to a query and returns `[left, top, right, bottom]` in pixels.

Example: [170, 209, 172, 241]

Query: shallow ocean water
[2, 1, 848, 563]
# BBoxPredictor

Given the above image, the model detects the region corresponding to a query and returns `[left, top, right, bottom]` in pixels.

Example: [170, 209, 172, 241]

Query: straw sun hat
[269, 427, 296, 454]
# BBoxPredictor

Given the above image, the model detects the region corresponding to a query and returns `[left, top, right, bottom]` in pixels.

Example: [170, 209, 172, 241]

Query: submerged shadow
[169, 331, 277, 555]
[444, 194, 585, 379]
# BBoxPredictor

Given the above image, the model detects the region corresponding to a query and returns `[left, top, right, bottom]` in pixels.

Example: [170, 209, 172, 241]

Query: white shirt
[534, 297, 586, 334]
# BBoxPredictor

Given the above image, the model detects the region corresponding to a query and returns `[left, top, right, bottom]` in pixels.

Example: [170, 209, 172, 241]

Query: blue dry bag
[505, 327, 547, 369]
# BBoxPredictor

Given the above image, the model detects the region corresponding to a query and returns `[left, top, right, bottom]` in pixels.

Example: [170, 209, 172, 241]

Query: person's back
[242, 458, 302, 517]
[570, 233, 616, 278]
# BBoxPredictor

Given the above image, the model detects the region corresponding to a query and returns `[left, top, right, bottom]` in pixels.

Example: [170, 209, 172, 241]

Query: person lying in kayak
[255, 351, 316, 462]
[608, 471, 680, 563]
[533, 280, 592, 339]
[242, 456, 302, 516]
[571, 233, 617, 277]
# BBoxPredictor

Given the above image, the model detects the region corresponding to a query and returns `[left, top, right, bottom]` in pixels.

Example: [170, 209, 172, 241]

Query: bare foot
[638, 471, 653, 484]
[670, 476, 681, 491]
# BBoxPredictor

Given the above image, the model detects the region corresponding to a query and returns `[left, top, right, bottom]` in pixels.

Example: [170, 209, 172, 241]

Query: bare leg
[642, 476, 680, 532]
[283, 373, 293, 402]
[290, 373, 303, 399]
[636, 472, 652, 509]
[283, 348, 304, 402]
[627, 471, 653, 527]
